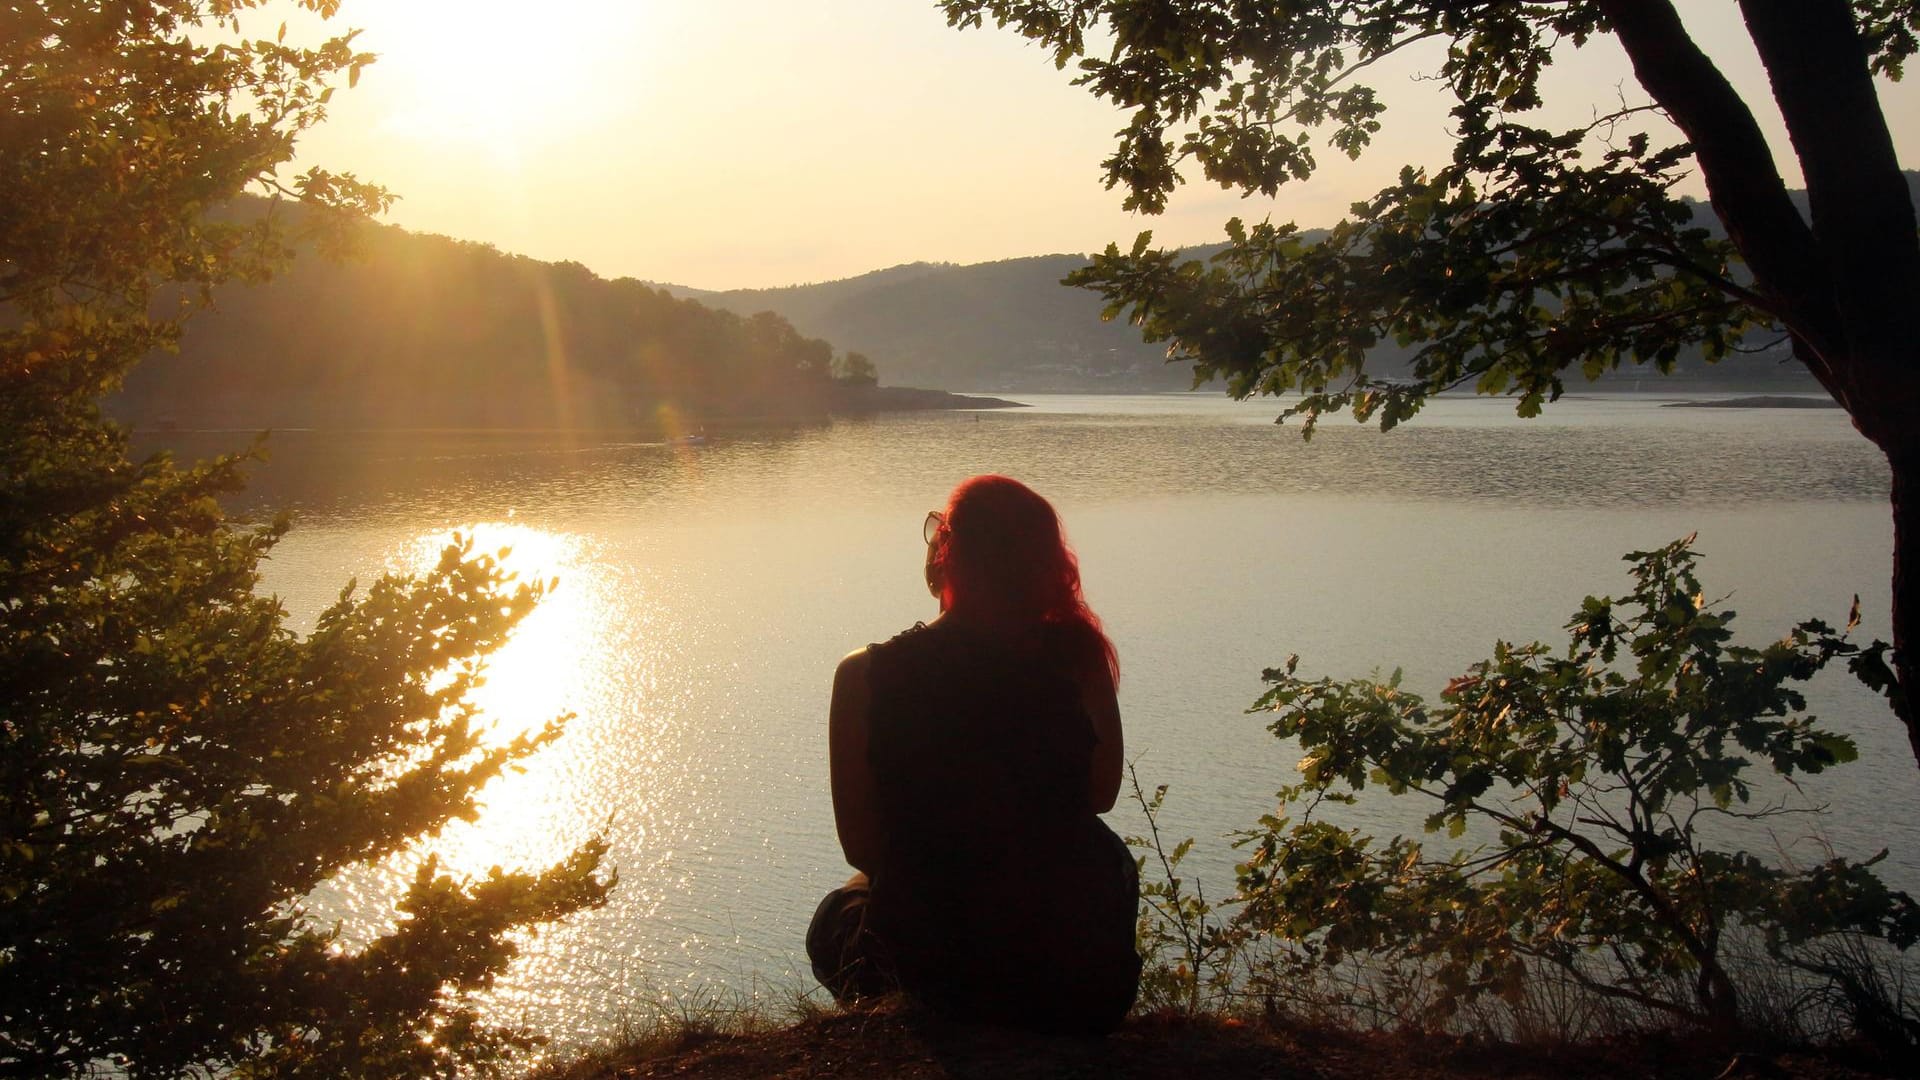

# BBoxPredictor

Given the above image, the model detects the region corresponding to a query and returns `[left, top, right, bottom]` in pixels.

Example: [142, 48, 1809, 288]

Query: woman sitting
[806, 475, 1140, 1034]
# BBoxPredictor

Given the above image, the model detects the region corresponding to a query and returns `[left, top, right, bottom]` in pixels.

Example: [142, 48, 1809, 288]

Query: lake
[160, 391, 1918, 1046]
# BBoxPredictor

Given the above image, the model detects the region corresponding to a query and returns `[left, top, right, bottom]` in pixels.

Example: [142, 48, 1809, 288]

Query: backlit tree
[1, 3, 609, 1075]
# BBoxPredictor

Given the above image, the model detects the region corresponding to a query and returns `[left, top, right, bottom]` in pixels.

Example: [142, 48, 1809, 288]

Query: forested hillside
[113, 214, 860, 430]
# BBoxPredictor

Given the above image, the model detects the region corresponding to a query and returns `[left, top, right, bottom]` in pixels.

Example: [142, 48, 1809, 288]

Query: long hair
[932, 475, 1119, 684]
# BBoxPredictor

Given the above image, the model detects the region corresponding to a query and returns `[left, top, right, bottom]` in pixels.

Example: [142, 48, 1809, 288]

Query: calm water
[164, 392, 1916, 1044]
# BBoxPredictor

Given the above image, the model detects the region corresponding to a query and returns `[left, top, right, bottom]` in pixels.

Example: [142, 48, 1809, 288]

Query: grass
[527, 983, 838, 1080]
[533, 992, 1911, 1080]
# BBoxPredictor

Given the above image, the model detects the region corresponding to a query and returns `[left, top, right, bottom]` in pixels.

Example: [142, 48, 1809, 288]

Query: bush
[1234, 537, 1919, 1031]
[1123, 770, 1240, 1015]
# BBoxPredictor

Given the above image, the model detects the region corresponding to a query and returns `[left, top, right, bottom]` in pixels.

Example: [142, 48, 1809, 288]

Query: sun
[338, 0, 658, 158]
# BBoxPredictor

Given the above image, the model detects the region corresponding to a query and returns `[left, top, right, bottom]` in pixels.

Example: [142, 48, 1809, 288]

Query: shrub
[1234, 537, 1919, 1030]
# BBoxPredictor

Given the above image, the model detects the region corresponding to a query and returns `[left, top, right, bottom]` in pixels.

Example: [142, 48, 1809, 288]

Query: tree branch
[1527, 812, 1721, 985]
[1512, 940, 1702, 1022]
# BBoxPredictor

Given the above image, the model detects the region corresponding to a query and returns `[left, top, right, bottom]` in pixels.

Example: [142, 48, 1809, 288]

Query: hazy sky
[277, 1, 1920, 292]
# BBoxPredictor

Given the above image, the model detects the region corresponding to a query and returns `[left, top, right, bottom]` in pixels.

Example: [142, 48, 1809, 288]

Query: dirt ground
[568, 1005, 1902, 1080]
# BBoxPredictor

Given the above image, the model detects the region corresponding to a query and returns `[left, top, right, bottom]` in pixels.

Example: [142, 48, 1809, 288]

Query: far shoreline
[1658, 394, 1838, 409]
[832, 385, 1026, 413]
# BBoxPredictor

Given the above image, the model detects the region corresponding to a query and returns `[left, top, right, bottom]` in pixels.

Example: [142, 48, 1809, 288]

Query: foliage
[1073, 171, 1751, 434]
[832, 350, 878, 387]
[1233, 538, 1919, 1029]
[1, 2, 609, 1075]
[1121, 768, 1240, 1015]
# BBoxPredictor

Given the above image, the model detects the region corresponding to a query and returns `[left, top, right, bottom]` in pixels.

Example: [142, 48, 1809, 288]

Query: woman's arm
[1082, 666, 1123, 814]
[828, 648, 883, 874]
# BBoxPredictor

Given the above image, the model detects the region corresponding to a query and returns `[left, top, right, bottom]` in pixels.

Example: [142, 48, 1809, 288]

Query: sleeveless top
[862, 620, 1140, 1033]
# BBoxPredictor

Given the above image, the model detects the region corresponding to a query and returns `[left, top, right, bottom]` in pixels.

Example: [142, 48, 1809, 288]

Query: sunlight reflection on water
[216, 393, 1915, 1046]
[389, 525, 614, 878]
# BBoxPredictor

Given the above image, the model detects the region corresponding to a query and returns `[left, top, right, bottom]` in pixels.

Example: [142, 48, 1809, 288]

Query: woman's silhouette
[806, 475, 1140, 1033]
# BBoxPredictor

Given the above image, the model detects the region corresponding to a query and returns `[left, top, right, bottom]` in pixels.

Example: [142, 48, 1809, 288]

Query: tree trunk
[1710, 0, 1920, 770]
[1697, 959, 1742, 1033]
[1890, 447, 1920, 767]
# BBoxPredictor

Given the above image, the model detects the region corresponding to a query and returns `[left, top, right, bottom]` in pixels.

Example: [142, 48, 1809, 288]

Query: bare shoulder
[834, 647, 871, 683]
[832, 648, 873, 712]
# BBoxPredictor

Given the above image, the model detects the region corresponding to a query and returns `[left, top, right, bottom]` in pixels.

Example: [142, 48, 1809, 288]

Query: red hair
[932, 475, 1118, 684]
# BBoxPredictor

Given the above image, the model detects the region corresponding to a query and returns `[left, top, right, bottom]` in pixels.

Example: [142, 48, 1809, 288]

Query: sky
[273, 0, 1920, 292]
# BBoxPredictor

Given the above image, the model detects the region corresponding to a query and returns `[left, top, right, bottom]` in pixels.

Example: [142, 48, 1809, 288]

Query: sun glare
[351, 0, 657, 160]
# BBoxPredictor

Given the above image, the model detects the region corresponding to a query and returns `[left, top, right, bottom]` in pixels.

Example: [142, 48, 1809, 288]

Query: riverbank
[538, 1003, 1899, 1080]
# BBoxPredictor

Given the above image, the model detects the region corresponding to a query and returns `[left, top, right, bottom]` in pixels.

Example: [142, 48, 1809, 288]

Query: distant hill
[686, 257, 1198, 392]
[671, 179, 1920, 396]
[113, 211, 884, 431]
[679, 246, 1825, 395]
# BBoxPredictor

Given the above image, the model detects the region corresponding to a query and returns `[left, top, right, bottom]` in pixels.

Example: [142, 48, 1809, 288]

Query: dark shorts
[805, 830, 1141, 1033]
[806, 873, 897, 1002]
